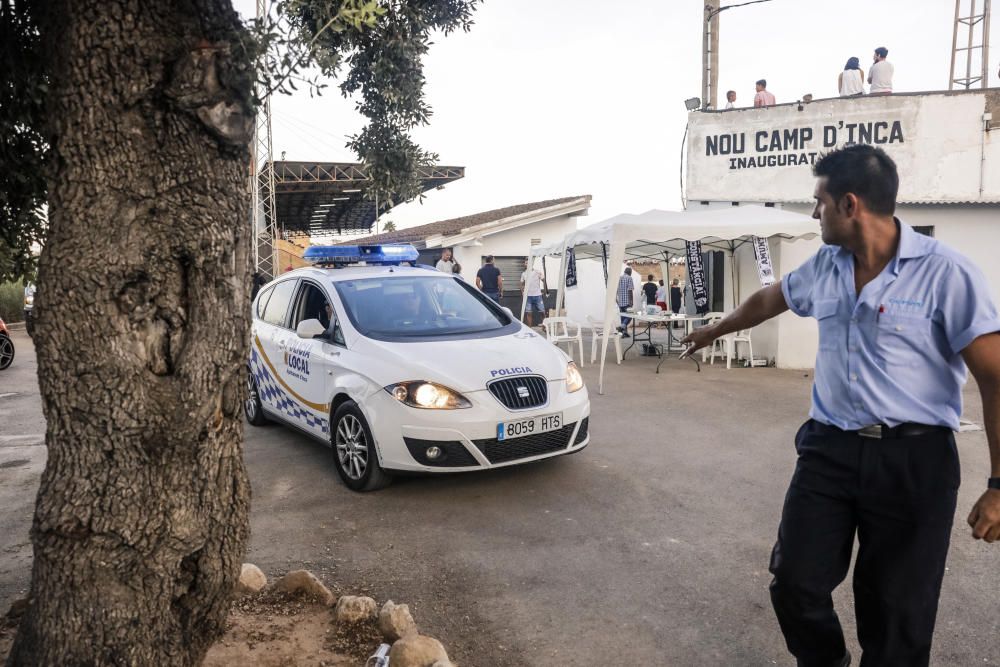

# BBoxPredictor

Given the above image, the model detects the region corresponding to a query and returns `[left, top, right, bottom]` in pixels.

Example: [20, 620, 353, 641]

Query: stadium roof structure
[271, 161, 465, 239]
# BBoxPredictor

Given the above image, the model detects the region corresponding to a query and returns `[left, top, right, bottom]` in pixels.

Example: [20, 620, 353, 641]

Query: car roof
[276, 264, 447, 285]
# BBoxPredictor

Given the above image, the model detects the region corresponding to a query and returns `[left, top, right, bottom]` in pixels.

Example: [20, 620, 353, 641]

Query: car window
[255, 285, 273, 320]
[291, 281, 345, 345]
[334, 275, 511, 340]
[261, 279, 297, 328]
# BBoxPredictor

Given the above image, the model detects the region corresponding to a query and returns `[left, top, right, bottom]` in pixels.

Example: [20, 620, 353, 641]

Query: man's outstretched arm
[962, 332, 1000, 543]
[680, 281, 789, 356]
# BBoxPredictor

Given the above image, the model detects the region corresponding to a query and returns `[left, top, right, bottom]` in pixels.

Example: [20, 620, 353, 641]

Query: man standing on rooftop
[754, 79, 776, 107]
[868, 47, 894, 94]
[682, 144, 1000, 666]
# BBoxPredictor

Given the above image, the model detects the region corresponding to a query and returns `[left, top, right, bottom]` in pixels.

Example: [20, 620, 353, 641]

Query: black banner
[565, 247, 577, 289]
[686, 241, 709, 314]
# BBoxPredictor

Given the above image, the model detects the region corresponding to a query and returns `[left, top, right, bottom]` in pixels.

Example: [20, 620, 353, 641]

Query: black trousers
[769, 419, 960, 667]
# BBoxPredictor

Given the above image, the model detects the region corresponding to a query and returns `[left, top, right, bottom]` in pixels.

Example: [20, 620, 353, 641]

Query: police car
[246, 244, 591, 491]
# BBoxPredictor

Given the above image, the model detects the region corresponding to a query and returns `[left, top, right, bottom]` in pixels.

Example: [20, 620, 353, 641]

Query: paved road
[2, 331, 998, 665]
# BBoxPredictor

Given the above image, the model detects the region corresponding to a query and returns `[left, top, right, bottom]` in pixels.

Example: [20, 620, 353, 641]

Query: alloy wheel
[336, 414, 368, 480]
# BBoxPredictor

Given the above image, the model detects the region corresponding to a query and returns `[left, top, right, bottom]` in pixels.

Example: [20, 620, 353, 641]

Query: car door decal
[251, 336, 331, 433]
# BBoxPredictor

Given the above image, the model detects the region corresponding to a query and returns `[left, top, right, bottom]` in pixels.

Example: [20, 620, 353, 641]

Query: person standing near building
[868, 46, 893, 95]
[754, 79, 776, 108]
[669, 278, 683, 314]
[724, 90, 737, 109]
[642, 274, 658, 307]
[615, 267, 634, 338]
[475, 255, 503, 304]
[681, 144, 1000, 667]
[839, 56, 866, 97]
[435, 248, 455, 273]
[520, 262, 548, 328]
[655, 279, 667, 312]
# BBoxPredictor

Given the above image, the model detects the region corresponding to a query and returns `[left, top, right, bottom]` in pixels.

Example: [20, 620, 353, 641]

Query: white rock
[389, 635, 451, 667]
[236, 563, 267, 595]
[378, 600, 417, 641]
[272, 569, 334, 605]
[335, 594, 378, 623]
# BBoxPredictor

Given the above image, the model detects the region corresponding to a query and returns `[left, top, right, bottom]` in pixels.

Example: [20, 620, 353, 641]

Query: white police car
[246, 244, 591, 491]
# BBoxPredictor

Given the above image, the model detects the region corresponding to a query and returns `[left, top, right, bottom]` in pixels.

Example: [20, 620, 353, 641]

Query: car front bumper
[362, 381, 591, 473]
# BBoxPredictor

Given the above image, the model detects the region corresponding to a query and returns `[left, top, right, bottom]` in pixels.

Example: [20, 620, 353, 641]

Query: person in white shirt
[724, 90, 737, 109]
[839, 56, 865, 97]
[519, 263, 548, 327]
[868, 47, 893, 95]
[435, 248, 455, 273]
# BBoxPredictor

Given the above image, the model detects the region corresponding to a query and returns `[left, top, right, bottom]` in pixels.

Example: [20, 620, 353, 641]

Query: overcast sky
[234, 0, 996, 232]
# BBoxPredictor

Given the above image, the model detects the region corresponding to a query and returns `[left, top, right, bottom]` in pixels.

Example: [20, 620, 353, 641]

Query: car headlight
[385, 381, 472, 410]
[566, 362, 584, 393]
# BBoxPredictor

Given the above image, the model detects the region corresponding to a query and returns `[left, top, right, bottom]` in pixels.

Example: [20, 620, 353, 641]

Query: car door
[252, 278, 299, 417]
[285, 280, 342, 439]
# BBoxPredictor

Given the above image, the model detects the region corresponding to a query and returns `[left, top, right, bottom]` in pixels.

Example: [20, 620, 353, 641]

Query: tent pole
[599, 238, 627, 395]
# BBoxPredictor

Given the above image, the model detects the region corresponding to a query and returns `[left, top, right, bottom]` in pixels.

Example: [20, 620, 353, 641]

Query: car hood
[353, 328, 569, 392]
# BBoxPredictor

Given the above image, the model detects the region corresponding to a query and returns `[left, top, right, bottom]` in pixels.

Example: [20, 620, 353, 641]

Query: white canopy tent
[527, 205, 820, 394]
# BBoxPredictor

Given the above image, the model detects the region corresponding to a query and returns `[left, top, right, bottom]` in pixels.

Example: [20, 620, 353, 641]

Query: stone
[334, 595, 378, 623]
[378, 600, 417, 641]
[388, 635, 451, 667]
[272, 569, 334, 605]
[236, 563, 267, 595]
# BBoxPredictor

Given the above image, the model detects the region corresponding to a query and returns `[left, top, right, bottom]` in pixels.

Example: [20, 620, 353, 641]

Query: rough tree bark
[8, 1, 254, 664]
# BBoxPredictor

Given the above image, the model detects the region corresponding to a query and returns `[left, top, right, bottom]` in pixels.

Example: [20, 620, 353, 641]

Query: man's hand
[679, 324, 718, 358]
[968, 489, 1000, 542]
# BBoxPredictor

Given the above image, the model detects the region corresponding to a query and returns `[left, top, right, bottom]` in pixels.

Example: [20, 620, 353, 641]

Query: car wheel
[244, 367, 269, 426]
[331, 401, 391, 492]
[0, 333, 13, 370]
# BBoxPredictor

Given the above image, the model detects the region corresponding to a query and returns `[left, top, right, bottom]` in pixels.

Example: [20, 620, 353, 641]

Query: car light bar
[303, 244, 420, 266]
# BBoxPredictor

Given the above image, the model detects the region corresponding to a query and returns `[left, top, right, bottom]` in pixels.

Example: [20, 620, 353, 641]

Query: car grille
[573, 417, 589, 445]
[487, 375, 548, 410]
[402, 438, 480, 467]
[473, 422, 576, 464]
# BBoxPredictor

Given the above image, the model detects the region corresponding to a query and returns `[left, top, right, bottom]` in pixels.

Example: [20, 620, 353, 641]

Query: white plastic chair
[711, 328, 754, 369]
[697, 313, 725, 362]
[543, 317, 585, 365]
[586, 316, 622, 365]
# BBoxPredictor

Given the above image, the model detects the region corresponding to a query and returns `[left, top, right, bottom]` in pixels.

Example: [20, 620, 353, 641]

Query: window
[491, 256, 528, 295]
[261, 279, 297, 327]
[334, 275, 512, 341]
[255, 286, 273, 320]
[290, 281, 345, 345]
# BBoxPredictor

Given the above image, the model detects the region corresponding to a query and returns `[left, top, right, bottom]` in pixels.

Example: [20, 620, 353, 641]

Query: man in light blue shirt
[683, 145, 1000, 667]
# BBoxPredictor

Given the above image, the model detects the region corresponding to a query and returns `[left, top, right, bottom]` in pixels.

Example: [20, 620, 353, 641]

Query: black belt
[853, 423, 950, 439]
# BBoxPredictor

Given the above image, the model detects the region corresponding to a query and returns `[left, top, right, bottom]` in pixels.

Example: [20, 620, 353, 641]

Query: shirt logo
[888, 297, 924, 308]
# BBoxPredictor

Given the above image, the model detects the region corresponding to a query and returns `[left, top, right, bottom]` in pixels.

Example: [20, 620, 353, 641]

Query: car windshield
[334, 275, 511, 339]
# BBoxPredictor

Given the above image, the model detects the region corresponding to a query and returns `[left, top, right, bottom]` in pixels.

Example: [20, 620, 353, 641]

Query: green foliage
[0, 0, 47, 284]
[0, 0, 478, 279]
[0, 280, 26, 323]
[380, 220, 396, 232]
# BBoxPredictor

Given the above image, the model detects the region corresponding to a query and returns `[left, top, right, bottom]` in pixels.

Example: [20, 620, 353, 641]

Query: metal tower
[949, 0, 991, 89]
[251, 0, 279, 279]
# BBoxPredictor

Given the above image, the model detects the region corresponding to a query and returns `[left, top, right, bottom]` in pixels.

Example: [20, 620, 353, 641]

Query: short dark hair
[624, 267, 632, 275]
[726, 90, 736, 97]
[647, 274, 654, 281]
[813, 144, 898, 215]
[875, 47, 888, 58]
[485, 255, 494, 263]
[756, 79, 766, 87]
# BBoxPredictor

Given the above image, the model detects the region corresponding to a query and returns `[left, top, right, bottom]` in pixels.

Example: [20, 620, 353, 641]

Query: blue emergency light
[303, 243, 420, 266]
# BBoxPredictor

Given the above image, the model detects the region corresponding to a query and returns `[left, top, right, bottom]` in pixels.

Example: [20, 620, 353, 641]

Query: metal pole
[983, 0, 991, 87]
[702, 1, 720, 109]
[950, 0, 961, 90]
[966, 0, 977, 87]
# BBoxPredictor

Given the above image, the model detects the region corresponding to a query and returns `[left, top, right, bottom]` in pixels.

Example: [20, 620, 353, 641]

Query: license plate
[497, 413, 562, 441]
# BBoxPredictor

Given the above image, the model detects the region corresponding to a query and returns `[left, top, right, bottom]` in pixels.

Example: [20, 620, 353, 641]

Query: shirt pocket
[875, 312, 933, 368]
[814, 298, 841, 351]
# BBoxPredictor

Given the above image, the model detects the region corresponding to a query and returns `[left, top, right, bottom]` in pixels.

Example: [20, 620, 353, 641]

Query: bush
[0, 282, 26, 323]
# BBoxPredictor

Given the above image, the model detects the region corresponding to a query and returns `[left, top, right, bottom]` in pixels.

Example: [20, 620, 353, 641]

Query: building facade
[685, 89, 1000, 368]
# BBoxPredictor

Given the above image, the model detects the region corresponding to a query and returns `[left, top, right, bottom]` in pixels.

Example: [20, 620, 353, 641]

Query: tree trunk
[8, 1, 254, 664]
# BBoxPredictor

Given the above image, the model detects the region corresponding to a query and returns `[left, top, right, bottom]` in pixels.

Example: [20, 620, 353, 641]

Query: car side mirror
[296, 318, 326, 339]
[502, 307, 514, 318]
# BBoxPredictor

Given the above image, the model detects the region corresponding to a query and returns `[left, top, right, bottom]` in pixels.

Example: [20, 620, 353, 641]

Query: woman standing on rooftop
[839, 57, 865, 97]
